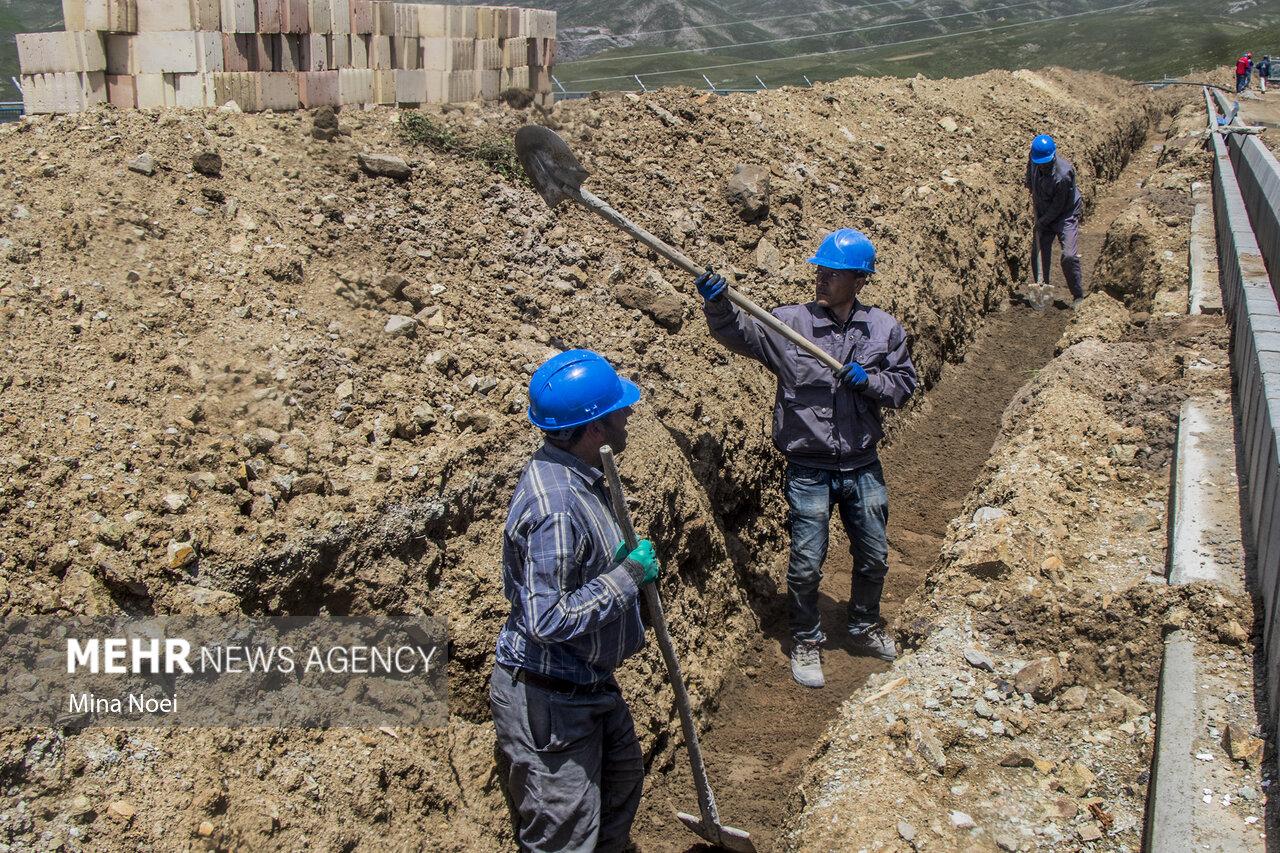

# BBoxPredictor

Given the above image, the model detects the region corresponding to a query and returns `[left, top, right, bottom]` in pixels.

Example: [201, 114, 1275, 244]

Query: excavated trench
[0, 72, 1199, 853]
[629, 128, 1160, 852]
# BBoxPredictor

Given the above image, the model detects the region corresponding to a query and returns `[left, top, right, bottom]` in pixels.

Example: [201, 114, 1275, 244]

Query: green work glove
[614, 539, 660, 586]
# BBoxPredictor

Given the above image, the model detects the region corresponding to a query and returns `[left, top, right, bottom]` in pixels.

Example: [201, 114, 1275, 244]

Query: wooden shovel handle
[576, 187, 844, 372]
[598, 447, 723, 828]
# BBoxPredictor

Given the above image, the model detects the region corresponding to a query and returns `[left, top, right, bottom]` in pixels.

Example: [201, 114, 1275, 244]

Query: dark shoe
[790, 641, 825, 688]
[848, 625, 896, 661]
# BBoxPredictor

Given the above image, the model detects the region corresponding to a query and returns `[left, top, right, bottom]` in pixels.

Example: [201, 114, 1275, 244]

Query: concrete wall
[1208, 127, 1280, 725]
[21, 1, 557, 113]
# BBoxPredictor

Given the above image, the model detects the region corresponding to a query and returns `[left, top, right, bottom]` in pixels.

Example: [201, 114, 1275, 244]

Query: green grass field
[555, 0, 1280, 93]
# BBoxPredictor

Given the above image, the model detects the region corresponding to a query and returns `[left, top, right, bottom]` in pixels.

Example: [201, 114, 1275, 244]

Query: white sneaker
[848, 625, 897, 661]
[790, 641, 824, 688]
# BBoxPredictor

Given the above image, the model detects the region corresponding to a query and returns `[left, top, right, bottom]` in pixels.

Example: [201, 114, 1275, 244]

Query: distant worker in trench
[1025, 134, 1085, 309]
[489, 349, 658, 851]
[693, 229, 918, 689]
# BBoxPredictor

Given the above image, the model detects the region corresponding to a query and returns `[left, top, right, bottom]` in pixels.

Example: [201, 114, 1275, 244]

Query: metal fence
[0, 102, 23, 123]
[1206, 89, 1280, 724]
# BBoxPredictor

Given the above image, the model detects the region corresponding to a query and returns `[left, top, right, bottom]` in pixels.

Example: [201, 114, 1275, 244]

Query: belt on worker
[500, 663, 615, 696]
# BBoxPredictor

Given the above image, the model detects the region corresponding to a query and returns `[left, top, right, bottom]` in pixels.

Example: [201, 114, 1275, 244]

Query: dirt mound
[0, 68, 1190, 850]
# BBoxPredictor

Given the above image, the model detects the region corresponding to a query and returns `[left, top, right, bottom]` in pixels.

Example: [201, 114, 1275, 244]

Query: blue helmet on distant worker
[807, 228, 876, 274]
[527, 349, 641, 431]
[1030, 134, 1057, 165]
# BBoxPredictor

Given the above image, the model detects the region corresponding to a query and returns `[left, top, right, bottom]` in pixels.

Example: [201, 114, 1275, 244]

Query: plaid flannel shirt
[495, 444, 646, 685]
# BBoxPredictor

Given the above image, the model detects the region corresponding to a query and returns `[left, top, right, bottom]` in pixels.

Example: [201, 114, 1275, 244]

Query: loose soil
[629, 119, 1164, 850]
[0, 68, 1232, 853]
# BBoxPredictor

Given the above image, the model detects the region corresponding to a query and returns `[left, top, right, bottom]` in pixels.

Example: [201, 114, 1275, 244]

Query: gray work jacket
[1024, 154, 1083, 230]
[704, 298, 917, 471]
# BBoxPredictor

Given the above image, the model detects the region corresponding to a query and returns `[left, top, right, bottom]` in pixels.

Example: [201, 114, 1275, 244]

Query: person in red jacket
[1237, 53, 1253, 93]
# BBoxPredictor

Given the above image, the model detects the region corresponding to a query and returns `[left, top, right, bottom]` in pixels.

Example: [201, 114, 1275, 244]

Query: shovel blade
[677, 812, 756, 853]
[514, 125, 590, 209]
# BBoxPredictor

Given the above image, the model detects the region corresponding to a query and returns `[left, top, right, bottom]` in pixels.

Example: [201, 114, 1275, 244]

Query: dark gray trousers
[489, 665, 644, 852]
[1038, 215, 1084, 299]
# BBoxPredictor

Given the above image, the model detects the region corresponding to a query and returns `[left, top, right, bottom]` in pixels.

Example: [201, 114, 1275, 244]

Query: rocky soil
[0, 67, 1221, 852]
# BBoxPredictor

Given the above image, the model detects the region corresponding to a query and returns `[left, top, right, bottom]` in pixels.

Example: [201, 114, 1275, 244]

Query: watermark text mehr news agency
[66, 638, 441, 676]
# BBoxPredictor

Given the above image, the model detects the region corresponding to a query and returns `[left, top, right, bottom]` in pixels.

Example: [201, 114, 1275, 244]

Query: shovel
[1028, 223, 1048, 311]
[514, 125, 843, 374]
[599, 445, 755, 853]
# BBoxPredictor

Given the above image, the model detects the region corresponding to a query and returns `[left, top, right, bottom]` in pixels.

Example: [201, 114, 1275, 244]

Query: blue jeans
[784, 461, 890, 644]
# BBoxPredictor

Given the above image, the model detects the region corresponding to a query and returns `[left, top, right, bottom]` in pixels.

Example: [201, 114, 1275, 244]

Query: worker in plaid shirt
[490, 350, 661, 853]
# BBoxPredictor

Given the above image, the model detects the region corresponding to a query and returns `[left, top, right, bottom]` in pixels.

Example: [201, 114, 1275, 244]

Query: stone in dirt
[1222, 723, 1264, 764]
[193, 151, 222, 177]
[1013, 657, 1063, 702]
[127, 154, 156, 176]
[725, 163, 770, 220]
[358, 153, 411, 180]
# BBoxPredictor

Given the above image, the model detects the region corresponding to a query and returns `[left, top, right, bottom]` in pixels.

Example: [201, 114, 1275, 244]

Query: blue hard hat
[527, 350, 641, 431]
[806, 229, 876, 274]
[1030, 134, 1056, 165]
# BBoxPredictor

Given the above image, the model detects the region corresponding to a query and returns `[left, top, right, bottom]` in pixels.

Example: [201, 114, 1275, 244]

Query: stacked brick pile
[17, 0, 557, 114]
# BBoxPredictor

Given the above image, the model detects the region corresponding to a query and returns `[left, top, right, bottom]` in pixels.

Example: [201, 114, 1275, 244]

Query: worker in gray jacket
[694, 229, 917, 688]
[1025, 134, 1085, 307]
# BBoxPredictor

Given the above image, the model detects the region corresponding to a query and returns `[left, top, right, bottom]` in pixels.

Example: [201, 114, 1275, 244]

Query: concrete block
[329, 34, 350, 68]
[372, 68, 395, 104]
[105, 73, 135, 107]
[302, 33, 328, 72]
[501, 65, 528, 90]
[445, 4, 474, 38]
[350, 33, 369, 68]
[475, 38, 500, 71]
[279, 0, 307, 33]
[392, 36, 419, 70]
[134, 71, 165, 108]
[394, 3, 416, 36]
[219, 0, 255, 33]
[212, 71, 256, 109]
[338, 67, 373, 104]
[395, 67, 425, 103]
[527, 36, 545, 67]
[497, 6, 520, 38]
[421, 37, 472, 71]
[309, 0, 332, 34]
[298, 69, 339, 106]
[529, 65, 552, 94]
[105, 35, 132, 75]
[28, 69, 106, 113]
[173, 72, 212, 108]
[475, 68, 498, 100]
[259, 72, 300, 110]
[134, 32, 199, 75]
[195, 31, 223, 73]
[222, 34, 254, 73]
[450, 69, 474, 102]
[351, 0, 372, 34]
[370, 34, 391, 70]
[136, 0, 193, 31]
[534, 90, 553, 108]
[278, 35, 301, 73]
[257, 33, 281, 70]
[330, 0, 351, 35]
[189, 0, 221, 30]
[545, 38, 557, 66]
[417, 4, 446, 37]
[62, 0, 86, 31]
[17, 31, 107, 75]
[257, 0, 281, 32]
[85, 0, 137, 33]
[500, 37, 527, 68]
[371, 0, 393, 35]
[536, 9, 555, 38]
[475, 6, 496, 40]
